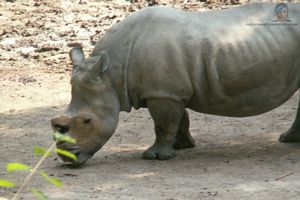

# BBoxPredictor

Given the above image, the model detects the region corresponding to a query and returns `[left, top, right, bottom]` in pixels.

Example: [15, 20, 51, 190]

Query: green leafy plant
[31, 188, 48, 200]
[0, 132, 77, 200]
[7, 163, 31, 172]
[0, 179, 15, 188]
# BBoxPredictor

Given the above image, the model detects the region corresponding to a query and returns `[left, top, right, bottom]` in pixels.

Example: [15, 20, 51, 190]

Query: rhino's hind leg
[279, 94, 300, 142]
[173, 110, 195, 150]
[142, 99, 184, 160]
[279, 129, 300, 142]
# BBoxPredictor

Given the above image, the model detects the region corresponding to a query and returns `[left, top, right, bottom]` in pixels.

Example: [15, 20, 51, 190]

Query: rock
[20, 47, 36, 55]
[36, 44, 60, 52]
[0, 38, 16, 46]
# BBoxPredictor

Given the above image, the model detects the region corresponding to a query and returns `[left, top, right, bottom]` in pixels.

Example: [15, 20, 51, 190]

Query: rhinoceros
[51, 3, 300, 165]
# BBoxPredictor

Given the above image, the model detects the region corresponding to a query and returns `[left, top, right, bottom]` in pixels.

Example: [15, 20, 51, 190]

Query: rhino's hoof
[279, 130, 300, 143]
[142, 144, 175, 160]
[173, 138, 195, 150]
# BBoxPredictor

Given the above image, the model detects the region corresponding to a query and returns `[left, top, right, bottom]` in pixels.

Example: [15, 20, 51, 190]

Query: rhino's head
[51, 47, 120, 166]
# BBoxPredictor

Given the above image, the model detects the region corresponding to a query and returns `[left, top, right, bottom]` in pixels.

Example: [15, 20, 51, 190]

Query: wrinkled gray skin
[51, 3, 300, 165]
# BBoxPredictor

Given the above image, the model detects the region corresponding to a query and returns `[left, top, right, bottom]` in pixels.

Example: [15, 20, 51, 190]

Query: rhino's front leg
[142, 99, 185, 160]
[279, 93, 300, 142]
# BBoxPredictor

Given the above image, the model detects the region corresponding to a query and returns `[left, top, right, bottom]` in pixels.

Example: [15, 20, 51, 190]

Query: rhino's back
[96, 4, 300, 116]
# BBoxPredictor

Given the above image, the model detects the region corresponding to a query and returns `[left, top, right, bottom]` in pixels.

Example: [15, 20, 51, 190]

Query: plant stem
[11, 142, 56, 200]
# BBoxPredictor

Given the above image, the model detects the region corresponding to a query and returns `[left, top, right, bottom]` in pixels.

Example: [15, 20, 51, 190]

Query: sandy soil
[1, 0, 300, 199]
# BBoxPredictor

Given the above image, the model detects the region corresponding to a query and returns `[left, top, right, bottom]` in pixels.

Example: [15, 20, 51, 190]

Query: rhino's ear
[69, 47, 85, 67]
[94, 50, 110, 73]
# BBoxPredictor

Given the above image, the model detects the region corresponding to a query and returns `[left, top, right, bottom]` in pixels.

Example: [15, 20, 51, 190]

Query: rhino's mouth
[58, 150, 93, 166]
[56, 143, 93, 166]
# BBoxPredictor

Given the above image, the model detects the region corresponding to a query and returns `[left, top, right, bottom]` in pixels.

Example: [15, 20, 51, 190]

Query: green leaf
[31, 188, 49, 200]
[55, 148, 77, 161]
[0, 197, 9, 200]
[34, 146, 51, 157]
[0, 179, 15, 188]
[6, 163, 31, 172]
[54, 132, 76, 144]
[39, 171, 62, 187]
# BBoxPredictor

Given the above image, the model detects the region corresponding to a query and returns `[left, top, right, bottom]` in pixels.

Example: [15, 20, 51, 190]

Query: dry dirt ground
[1, 0, 300, 199]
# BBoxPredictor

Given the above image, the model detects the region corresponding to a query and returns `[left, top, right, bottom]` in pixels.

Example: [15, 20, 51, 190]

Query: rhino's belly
[189, 86, 298, 117]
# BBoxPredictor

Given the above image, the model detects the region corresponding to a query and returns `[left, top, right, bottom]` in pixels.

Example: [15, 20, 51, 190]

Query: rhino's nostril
[55, 125, 69, 134]
[51, 116, 71, 134]
[83, 118, 92, 124]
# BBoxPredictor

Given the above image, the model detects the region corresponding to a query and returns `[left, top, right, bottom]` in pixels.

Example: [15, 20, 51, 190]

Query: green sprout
[0, 133, 77, 200]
